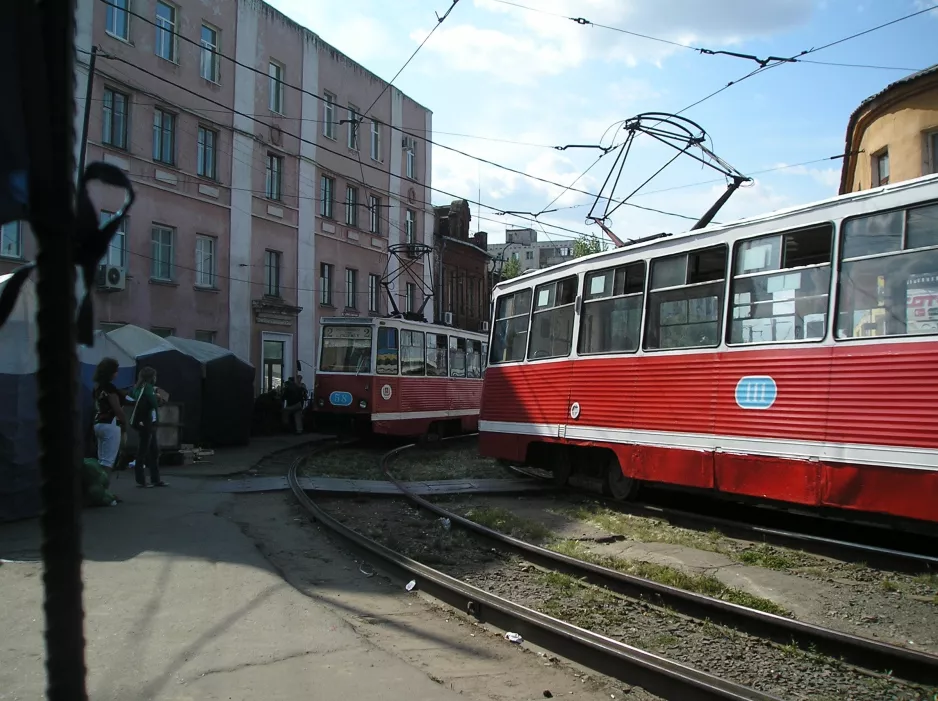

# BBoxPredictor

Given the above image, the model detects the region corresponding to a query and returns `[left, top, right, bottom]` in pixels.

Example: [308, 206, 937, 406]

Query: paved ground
[0, 436, 627, 701]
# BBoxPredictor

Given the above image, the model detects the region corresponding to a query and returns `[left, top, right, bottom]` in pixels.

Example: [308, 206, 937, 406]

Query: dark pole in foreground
[76, 45, 97, 180]
[35, 0, 88, 698]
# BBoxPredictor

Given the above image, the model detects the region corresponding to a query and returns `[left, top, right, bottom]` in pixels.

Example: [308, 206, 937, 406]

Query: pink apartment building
[0, 0, 433, 393]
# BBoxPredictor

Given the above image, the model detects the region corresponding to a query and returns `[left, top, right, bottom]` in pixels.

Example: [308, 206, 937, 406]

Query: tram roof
[495, 172, 938, 293]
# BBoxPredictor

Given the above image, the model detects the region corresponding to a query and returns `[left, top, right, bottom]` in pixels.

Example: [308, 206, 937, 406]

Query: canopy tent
[165, 336, 254, 446]
[0, 273, 39, 521]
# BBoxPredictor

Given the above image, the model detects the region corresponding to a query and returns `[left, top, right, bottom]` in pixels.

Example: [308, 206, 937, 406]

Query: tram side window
[425, 333, 448, 377]
[449, 336, 467, 377]
[490, 289, 532, 364]
[528, 276, 577, 360]
[481, 342, 488, 373]
[376, 327, 399, 375]
[729, 224, 833, 344]
[644, 246, 726, 350]
[467, 340, 482, 378]
[578, 261, 645, 355]
[837, 203, 938, 339]
[401, 330, 425, 376]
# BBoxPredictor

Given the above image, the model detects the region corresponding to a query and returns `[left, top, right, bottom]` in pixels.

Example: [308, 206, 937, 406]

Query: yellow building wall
[850, 89, 938, 192]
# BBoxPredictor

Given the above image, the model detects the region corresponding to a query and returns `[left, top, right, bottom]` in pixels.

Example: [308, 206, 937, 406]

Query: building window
[345, 186, 358, 227]
[99, 212, 126, 267]
[405, 282, 416, 313]
[525, 251, 534, 260]
[874, 150, 889, 186]
[323, 92, 336, 139]
[150, 326, 174, 338]
[262, 339, 285, 392]
[405, 209, 416, 244]
[345, 268, 357, 309]
[369, 195, 381, 234]
[102, 88, 128, 149]
[320, 262, 333, 306]
[347, 105, 359, 150]
[368, 273, 380, 313]
[154, 1, 177, 62]
[152, 108, 175, 164]
[197, 126, 217, 179]
[264, 250, 281, 297]
[370, 120, 382, 161]
[195, 330, 215, 344]
[644, 245, 726, 351]
[195, 235, 216, 288]
[404, 136, 417, 179]
[1, 222, 23, 260]
[200, 24, 220, 82]
[150, 225, 174, 281]
[269, 61, 284, 114]
[929, 132, 938, 175]
[105, 0, 129, 40]
[320, 175, 334, 218]
[266, 153, 282, 201]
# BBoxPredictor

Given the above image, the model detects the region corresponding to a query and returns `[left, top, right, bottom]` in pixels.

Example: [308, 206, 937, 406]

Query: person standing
[91, 357, 127, 472]
[282, 377, 304, 435]
[130, 366, 167, 488]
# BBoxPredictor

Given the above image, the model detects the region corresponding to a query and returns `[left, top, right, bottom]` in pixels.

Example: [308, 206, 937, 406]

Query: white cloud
[774, 164, 841, 190]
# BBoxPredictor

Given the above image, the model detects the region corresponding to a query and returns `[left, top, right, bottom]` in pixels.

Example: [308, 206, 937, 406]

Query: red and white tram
[479, 174, 938, 525]
[313, 316, 488, 437]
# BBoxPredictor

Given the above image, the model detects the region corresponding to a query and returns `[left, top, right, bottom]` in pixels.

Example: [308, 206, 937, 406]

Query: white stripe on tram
[372, 409, 480, 421]
[477, 420, 938, 473]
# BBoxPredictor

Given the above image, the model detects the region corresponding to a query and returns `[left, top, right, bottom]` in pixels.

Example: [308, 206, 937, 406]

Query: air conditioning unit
[96, 264, 126, 291]
[481, 320, 490, 332]
[443, 311, 454, 326]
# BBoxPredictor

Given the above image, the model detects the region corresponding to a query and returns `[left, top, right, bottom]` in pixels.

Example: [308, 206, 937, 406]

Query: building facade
[433, 199, 490, 333]
[0, 0, 433, 394]
[487, 227, 574, 274]
[839, 64, 938, 194]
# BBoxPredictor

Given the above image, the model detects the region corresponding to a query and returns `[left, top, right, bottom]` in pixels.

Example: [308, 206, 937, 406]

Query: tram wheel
[604, 460, 636, 500]
[548, 449, 572, 487]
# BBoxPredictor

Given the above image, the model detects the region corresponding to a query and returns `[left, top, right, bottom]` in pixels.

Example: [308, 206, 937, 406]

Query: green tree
[572, 235, 606, 258]
[500, 255, 521, 280]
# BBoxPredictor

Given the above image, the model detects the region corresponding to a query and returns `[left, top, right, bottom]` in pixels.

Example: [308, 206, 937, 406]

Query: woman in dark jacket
[130, 366, 167, 488]
[92, 357, 127, 471]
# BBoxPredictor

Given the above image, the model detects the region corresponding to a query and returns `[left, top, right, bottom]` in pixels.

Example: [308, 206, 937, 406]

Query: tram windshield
[320, 325, 373, 373]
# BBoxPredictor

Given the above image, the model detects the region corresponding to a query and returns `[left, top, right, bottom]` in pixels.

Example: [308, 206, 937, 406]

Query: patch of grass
[649, 633, 679, 649]
[465, 505, 552, 541]
[736, 544, 801, 571]
[880, 578, 899, 593]
[549, 539, 790, 617]
[915, 572, 938, 589]
[395, 446, 507, 481]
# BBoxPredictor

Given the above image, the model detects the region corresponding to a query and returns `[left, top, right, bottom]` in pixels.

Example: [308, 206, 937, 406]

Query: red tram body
[313, 317, 488, 437]
[479, 174, 938, 525]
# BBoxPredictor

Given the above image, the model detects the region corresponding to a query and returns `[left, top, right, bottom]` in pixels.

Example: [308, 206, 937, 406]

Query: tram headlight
[359, 400, 368, 409]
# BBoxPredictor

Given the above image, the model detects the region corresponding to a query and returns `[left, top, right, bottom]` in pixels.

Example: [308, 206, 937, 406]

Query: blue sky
[268, 0, 938, 245]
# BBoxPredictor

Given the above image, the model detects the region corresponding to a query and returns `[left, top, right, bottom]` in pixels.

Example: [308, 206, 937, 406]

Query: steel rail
[383, 443, 938, 686]
[287, 443, 781, 701]
[508, 465, 938, 574]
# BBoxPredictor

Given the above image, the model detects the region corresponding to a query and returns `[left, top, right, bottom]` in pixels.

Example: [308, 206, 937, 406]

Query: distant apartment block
[487, 227, 574, 274]
[0, 0, 433, 393]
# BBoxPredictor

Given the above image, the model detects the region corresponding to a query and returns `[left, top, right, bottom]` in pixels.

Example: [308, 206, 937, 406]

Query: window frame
[526, 275, 578, 362]
[834, 201, 938, 342]
[345, 267, 357, 309]
[928, 131, 938, 176]
[323, 92, 336, 140]
[194, 330, 216, 344]
[152, 107, 176, 165]
[400, 329, 426, 376]
[368, 273, 380, 313]
[873, 150, 890, 187]
[448, 336, 467, 378]
[154, 1, 178, 63]
[0, 221, 24, 260]
[194, 235, 216, 288]
[577, 260, 646, 356]
[489, 288, 533, 365]
[197, 125, 217, 179]
[99, 212, 127, 267]
[369, 195, 381, 234]
[320, 262, 333, 306]
[347, 106, 360, 150]
[150, 224, 175, 281]
[268, 61, 285, 114]
[405, 137, 417, 179]
[105, 0, 129, 40]
[320, 175, 334, 218]
[266, 153, 283, 201]
[264, 249, 282, 297]
[405, 282, 416, 314]
[102, 88, 128, 150]
[345, 185, 358, 227]
[405, 209, 416, 244]
[376, 327, 399, 376]
[262, 339, 285, 392]
[370, 120, 382, 161]
[727, 224, 834, 347]
[643, 244, 728, 352]
[425, 333, 448, 377]
[200, 23, 220, 82]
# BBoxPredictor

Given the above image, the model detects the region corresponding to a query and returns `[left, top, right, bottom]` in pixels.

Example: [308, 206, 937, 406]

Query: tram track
[287, 439, 938, 700]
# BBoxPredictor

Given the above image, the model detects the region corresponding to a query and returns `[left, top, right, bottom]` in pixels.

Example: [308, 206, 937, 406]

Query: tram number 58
[735, 376, 778, 410]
